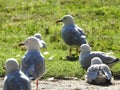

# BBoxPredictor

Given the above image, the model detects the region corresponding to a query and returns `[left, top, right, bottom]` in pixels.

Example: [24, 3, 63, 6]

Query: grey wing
[86, 65, 99, 83]
[23, 54, 45, 80]
[71, 26, 87, 45]
[62, 25, 87, 46]
[21, 54, 36, 78]
[4, 76, 28, 90]
[76, 26, 87, 42]
[92, 52, 117, 65]
[34, 56, 45, 79]
[101, 64, 112, 80]
[21, 56, 30, 75]
[68, 27, 87, 46]
[3, 77, 10, 90]
[77, 26, 86, 35]
[83, 52, 115, 67]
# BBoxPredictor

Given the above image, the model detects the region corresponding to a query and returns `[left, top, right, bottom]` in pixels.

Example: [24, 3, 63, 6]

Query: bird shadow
[89, 82, 113, 86]
[64, 54, 79, 61]
[113, 73, 120, 80]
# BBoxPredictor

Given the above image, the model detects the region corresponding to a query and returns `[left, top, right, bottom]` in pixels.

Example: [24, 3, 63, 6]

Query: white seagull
[79, 44, 120, 69]
[85, 57, 112, 85]
[34, 33, 46, 48]
[56, 15, 87, 56]
[3, 58, 31, 90]
[19, 36, 46, 90]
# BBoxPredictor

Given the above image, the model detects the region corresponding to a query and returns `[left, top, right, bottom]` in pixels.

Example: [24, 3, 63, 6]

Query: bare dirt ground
[0, 78, 120, 90]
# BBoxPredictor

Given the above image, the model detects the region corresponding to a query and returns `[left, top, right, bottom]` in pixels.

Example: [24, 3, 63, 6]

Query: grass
[0, 0, 120, 79]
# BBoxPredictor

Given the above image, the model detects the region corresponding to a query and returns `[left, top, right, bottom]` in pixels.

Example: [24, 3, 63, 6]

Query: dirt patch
[0, 78, 120, 90]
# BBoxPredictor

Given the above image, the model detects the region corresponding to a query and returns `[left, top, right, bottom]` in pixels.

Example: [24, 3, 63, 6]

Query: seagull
[3, 58, 31, 90]
[85, 57, 112, 85]
[56, 15, 87, 56]
[19, 36, 46, 90]
[34, 33, 46, 48]
[79, 44, 120, 69]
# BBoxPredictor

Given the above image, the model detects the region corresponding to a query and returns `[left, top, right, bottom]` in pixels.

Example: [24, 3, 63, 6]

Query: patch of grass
[0, 0, 120, 79]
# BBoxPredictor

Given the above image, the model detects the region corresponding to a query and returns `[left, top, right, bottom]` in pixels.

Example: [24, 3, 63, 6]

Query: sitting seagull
[3, 58, 31, 90]
[79, 44, 120, 69]
[19, 36, 46, 90]
[34, 33, 46, 48]
[85, 57, 112, 85]
[56, 15, 87, 56]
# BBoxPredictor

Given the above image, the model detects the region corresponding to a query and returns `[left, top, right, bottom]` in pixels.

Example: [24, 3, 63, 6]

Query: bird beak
[18, 42, 25, 46]
[56, 19, 63, 24]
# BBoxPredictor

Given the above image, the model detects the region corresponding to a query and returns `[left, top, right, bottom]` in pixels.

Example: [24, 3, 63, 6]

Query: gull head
[19, 36, 41, 50]
[56, 15, 75, 25]
[91, 57, 103, 65]
[5, 58, 19, 74]
[80, 44, 91, 54]
[34, 33, 42, 40]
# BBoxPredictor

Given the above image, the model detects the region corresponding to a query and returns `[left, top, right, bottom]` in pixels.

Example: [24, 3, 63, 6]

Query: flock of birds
[3, 15, 120, 90]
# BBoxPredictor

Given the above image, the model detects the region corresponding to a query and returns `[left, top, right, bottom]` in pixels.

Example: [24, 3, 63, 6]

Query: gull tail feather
[107, 58, 120, 66]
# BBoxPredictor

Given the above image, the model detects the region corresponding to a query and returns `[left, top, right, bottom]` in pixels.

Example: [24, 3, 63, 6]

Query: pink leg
[76, 48, 79, 55]
[36, 80, 38, 90]
[69, 48, 72, 56]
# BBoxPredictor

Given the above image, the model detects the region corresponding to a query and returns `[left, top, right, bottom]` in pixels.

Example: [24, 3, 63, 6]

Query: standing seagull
[34, 33, 46, 48]
[19, 36, 45, 90]
[56, 15, 87, 56]
[79, 44, 120, 69]
[3, 58, 31, 90]
[85, 57, 112, 85]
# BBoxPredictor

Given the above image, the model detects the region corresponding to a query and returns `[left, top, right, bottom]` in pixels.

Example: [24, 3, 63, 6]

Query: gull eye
[63, 17, 66, 20]
[26, 40, 28, 43]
